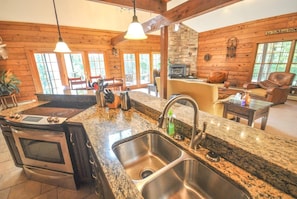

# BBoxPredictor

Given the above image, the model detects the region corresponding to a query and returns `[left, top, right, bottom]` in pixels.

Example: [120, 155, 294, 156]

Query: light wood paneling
[0, 21, 160, 102]
[197, 12, 297, 87]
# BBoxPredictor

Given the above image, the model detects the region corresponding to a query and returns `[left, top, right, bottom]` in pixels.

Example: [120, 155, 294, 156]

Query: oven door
[11, 127, 73, 174]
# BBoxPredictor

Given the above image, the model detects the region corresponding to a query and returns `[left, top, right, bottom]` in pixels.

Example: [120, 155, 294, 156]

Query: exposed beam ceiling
[88, 0, 168, 14]
[110, 0, 241, 46]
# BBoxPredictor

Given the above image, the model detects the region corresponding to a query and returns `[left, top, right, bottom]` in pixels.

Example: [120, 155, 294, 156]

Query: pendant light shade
[54, 37, 71, 53]
[53, 0, 71, 53]
[124, 0, 147, 40]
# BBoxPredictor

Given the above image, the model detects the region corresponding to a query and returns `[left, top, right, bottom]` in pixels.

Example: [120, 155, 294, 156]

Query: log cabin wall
[0, 21, 160, 102]
[197, 12, 297, 87]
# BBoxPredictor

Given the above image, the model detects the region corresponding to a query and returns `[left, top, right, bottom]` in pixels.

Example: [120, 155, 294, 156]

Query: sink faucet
[158, 94, 207, 149]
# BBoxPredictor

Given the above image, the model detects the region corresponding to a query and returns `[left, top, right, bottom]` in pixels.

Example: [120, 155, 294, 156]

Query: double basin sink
[112, 130, 251, 199]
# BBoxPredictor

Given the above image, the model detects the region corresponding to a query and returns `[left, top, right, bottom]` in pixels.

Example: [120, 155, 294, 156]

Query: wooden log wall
[197, 12, 297, 87]
[0, 21, 160, 102]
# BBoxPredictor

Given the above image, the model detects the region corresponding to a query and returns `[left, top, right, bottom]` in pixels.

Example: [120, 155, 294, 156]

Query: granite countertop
[1, 91, 296, 198]
[67, 92, 295, 198]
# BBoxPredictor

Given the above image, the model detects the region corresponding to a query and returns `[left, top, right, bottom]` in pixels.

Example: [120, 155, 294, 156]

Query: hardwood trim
[26, 50, 43, 93]
[58, 53, 68, 87]
[287, 40, 296, 73]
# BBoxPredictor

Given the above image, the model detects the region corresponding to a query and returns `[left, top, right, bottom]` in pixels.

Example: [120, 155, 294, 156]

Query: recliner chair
[243, 72, 295, 105]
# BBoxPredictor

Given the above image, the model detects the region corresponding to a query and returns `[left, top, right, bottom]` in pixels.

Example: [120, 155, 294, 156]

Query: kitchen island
[67, 91, 296, 198]
[1, 91, 296, 198]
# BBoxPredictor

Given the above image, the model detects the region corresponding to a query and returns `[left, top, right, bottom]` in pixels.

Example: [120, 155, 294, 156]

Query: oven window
[20, 138, 65, 164]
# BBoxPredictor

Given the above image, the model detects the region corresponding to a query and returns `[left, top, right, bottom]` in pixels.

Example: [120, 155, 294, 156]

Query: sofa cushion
[258, 80, 280, 89]
[207, 71, 228, 83]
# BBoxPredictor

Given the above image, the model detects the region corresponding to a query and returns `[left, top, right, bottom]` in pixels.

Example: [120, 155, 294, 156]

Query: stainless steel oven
[11, 126, 77, 189]
[4, 103, 89, 190]
[12, 127, 73, 173]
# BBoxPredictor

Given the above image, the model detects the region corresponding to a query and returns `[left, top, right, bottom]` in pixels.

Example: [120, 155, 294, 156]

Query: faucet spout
[190, 121, 207, 149]
[158, 94, 206, 149]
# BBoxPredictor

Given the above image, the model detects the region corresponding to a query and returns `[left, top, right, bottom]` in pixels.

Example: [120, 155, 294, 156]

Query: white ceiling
[0, 0, 296, 34]
[169, 0, 297, 32]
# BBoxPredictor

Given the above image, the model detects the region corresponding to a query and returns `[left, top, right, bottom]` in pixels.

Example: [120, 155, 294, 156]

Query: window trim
[251, 40, 296, 82]
[121, 51, 160, 89]
[29, 50, 109, 92]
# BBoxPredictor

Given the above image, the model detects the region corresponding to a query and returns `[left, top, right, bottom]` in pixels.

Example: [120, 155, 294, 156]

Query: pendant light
[53, 0, 71, 53]
[124, 0, 147, 40]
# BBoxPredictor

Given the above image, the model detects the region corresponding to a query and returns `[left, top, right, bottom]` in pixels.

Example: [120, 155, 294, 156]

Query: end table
[222, 99, 273, 130]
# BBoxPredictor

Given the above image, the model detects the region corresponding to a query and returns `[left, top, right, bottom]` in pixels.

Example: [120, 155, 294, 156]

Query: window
[139, 53, 150, 84]
[289, 44, 297, 85]
[64, 53, 85, 79]
[152, 53, 161, 71]
[123, 53, 137, 86]
[88, 53, 106, 77]
[123, 52, 160, 88]
[252, 41, 291, 82]
[34, 53, 62, 92]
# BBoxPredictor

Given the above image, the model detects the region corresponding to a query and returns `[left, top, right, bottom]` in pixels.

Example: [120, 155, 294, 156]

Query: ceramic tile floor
[0, 133, 97, 199]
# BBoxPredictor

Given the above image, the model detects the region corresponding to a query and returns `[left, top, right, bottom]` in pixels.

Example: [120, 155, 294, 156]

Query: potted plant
[0, 70, 21, 96]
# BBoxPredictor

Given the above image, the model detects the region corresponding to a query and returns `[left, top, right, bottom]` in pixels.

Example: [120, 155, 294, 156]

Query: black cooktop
[20, 102, 92, 118]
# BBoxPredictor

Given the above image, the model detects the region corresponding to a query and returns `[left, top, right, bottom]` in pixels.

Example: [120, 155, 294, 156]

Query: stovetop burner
[5, 102, 92, 127]
[20, 106, 85, 118]
[20, 101, 92, 118]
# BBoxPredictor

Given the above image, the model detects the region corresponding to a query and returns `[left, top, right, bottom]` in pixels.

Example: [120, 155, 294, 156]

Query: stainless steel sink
[112, 131, 182, 180]
[112, 131, 251, 199]
[141, 158, 251, 199]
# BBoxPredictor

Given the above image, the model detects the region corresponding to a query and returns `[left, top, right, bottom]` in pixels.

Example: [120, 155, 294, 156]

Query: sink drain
[140, 169, 154, 179]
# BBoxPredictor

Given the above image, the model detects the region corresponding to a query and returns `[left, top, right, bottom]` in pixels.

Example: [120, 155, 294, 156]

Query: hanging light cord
[133, 0, 136, 17]
[132, 0, 138, 22]
[53, 0, 62, 40]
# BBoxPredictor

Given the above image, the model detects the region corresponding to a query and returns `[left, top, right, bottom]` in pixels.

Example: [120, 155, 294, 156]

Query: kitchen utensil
[120, 91, 131, 111]
[104, 89, 115, 103]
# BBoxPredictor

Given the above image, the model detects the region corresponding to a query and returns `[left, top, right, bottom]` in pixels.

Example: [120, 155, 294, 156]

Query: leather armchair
[243, 72, 295, 105]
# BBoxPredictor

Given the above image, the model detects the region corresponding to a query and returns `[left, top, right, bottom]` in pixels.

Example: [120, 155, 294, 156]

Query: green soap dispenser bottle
[167, 109, 175, 136]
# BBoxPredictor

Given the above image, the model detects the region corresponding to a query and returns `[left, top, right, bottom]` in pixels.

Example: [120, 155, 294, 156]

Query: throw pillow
[207, 71, 227, 83]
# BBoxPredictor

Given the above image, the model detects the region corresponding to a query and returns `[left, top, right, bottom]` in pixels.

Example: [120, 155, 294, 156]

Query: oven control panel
[5, 113, 67, 125]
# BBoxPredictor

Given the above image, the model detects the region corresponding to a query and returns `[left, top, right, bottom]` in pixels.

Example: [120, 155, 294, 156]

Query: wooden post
[160, 26, 168, 99]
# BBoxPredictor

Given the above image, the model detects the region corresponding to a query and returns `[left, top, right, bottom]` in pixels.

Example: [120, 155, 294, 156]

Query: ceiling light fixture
[53, 0, 71, 53]
[124, 0, 147, 40]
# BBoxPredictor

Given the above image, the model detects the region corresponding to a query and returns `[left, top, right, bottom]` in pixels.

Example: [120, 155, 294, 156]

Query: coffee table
[222, 98, 273, 130]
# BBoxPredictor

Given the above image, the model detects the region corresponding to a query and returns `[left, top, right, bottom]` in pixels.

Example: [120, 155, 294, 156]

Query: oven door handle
[11, 127, 65, 138]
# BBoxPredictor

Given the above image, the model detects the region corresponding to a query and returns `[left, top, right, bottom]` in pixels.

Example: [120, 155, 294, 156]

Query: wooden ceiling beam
[111, 0, 241, 46]
[88, 0, 167, 14]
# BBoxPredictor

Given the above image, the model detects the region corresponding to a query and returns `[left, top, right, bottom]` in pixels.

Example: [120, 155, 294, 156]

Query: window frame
[121, 51, 160, 89]
[251, 40, 297, 82]
[29, 50, 109, 92]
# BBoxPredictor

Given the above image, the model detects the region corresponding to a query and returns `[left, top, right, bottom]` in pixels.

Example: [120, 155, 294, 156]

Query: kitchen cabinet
[66, 122, 114, 198]
[89, 147, 115, 199]
[66, 122, 93, 184]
